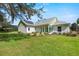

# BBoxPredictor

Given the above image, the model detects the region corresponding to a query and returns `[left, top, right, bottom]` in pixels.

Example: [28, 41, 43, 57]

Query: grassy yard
[0, 32, 79, 56]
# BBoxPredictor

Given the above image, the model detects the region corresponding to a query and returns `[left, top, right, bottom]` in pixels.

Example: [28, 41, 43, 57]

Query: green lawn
[0, 32, 79, 56]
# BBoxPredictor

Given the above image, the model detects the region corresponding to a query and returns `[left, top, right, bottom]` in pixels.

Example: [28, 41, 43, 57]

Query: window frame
[28, 27, 30, 31]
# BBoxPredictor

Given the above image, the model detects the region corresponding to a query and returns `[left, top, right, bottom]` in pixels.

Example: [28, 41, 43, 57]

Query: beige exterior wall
[26, 26, 35, 33]
[18, 23, 27, 33]
[18, 23, 70, 34]
[35, 27, 41, 32]
[18, 23, 35, 33]
[48, 25, 70, 34]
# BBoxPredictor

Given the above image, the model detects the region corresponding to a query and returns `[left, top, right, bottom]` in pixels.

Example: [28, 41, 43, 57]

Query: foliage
[0, 13, 4, 22]
[70, 23, 77, 31]
[0, 3, 44, 31]
[0, 31, 29, 41]
[77, 18, 79, 24]
[70, 31, 77, 36]
[0, 12, 11, 31]
[0, 3, 44, 23]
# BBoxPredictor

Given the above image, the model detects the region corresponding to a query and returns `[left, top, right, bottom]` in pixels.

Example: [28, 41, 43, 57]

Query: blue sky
[13, 3, 79, 25]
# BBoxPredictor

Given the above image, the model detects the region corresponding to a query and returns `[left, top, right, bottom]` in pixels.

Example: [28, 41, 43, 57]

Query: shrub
[41, 32, 45, 36]
[44, 32, 48, 35]
[70, 23, 77, 31]
[62, 32, 71, 36]
[36, 32, 41, 36]
[29, 32, 36, 36]
[18, 31, 22, 34]
[70, 31, 77, 37]
[18, 31, 30, 36]
[58, 32, 61, 35]
[77, 31, 79, 34]
[63, 33, 66, 35]
[52, 32, 57, 35]
[66, 33, 70, 36]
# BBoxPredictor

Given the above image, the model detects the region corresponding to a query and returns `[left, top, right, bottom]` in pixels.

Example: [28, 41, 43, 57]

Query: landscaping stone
[41, 32, 45, 36]
[70, 31, 77, 36]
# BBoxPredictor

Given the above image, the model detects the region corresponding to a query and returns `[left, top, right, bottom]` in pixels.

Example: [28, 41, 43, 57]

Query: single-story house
[18, 17, 70, 34]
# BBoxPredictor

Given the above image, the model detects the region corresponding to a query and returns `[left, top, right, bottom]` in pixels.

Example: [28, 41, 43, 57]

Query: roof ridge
[36, 17, 57, 23]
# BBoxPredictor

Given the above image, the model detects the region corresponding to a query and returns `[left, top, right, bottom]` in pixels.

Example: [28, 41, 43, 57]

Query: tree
[0, 12, 11, 31]
[0, 3, 44, 23]
[0, 13, 4, 30]
[77, 18, 79, 24]
[70, 23, 77, 31]
[0, 3, 44, 31]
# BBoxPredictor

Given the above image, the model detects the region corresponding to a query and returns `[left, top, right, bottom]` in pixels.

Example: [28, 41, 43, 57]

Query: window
[28, 27, 30, 31]
[58, 26, 61, 32]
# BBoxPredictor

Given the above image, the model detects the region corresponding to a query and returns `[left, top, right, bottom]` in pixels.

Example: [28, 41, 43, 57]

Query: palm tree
[0, 3, 44, 23]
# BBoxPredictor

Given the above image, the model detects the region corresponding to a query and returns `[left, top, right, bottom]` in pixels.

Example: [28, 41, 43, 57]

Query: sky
[13, 3, 79, 25]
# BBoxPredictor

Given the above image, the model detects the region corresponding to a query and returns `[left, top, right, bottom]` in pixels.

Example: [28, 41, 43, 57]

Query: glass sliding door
[48, 25, 53, 32]
[45, 27, 48, 32]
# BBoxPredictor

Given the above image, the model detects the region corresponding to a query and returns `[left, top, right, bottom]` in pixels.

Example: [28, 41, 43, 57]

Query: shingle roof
[19, 17, 70, 26]
[35, 17, 57, 26]
[35, 17, 70, 26]
[19, 20, 34, 26]
[23, 20, 34, 24]
[54, 20, 69, 25]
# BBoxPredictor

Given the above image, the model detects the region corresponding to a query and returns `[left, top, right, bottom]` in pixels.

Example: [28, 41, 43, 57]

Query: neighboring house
[18, 17, 70, 34]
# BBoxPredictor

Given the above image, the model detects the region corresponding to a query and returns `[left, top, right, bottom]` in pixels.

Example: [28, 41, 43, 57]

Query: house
[18, 17, 70, 34]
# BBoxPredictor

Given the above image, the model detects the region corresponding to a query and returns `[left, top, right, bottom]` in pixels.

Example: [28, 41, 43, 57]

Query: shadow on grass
[0, 33, 30, 41]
